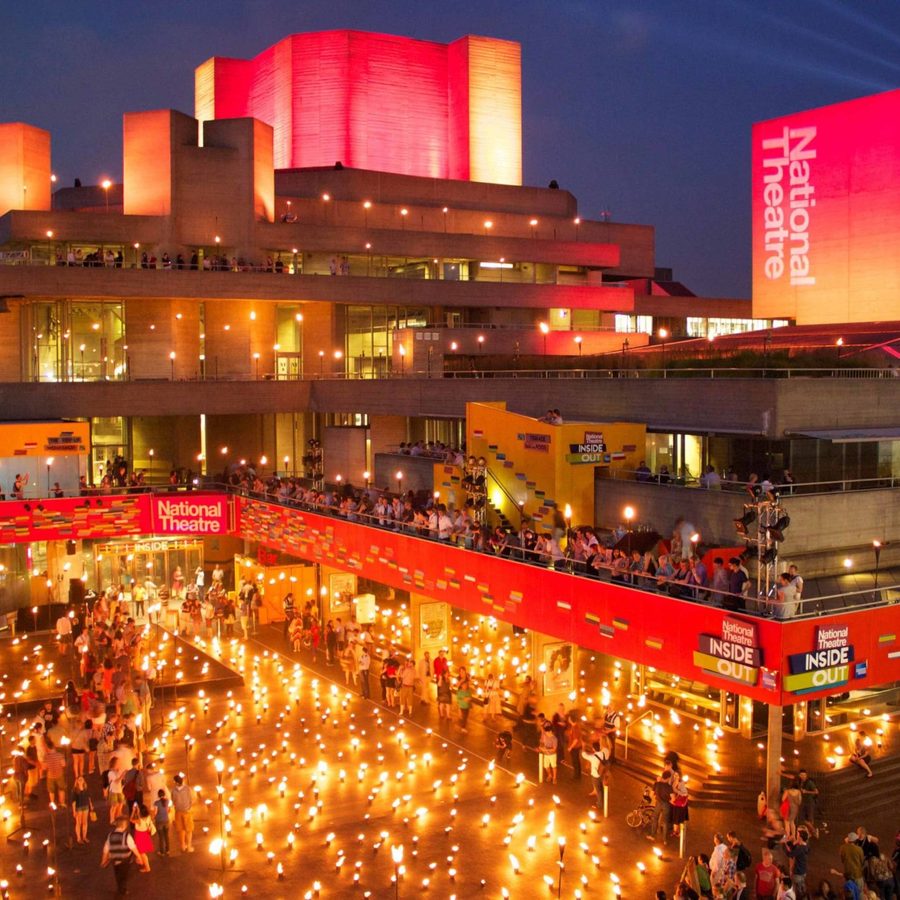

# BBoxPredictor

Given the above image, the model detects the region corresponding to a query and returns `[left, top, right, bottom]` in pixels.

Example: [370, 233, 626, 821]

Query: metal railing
[602, 468, 900, 495]
[2, 480, 895, 620]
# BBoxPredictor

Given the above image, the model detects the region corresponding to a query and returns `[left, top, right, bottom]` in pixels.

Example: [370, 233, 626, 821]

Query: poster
[419, 601, 449, 650]
[542, 642, 574, 694]
[329, 572, 356, 614]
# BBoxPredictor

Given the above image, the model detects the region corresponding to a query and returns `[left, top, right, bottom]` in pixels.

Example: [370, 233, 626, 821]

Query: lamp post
[101, 178, 111, 213]
[477, 335, 484, 354]
[391, 844, 404, 899]
[395, 470, 403, 496]
[483, 219, 493, 236]
[363, 200, 371, 229]
[253, 352, 260, 380]
[539, 321, 549, 357]
[529, 217, 538, 238]
[363, 471, 370, 490]
[574, 216, 581, 240]
[658, 327, 669, 369]
[318, 349, 325, 378]
[574, 335, 582, 357]
[148, 449, 154, 483]
[169, 350, 176, 381]
[283, 456, 290, 477]
[46, 457, 54, 496]
[398, 344, 405, 377]
[79, 343, 86, 380]
[874, 540, 884, 589]
[399, 207, 408, 231]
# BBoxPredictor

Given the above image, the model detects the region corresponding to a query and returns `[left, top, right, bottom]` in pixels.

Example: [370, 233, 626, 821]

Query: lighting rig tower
[734, 491, 790, 607]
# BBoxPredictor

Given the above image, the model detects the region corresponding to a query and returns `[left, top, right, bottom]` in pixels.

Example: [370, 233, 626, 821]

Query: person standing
[455, 672, 472, 733]
[71, 775, 92, 844]
[153, 789, 170, 856]
[784, 828, 810, 898]
[101, 815, 139, 897]
[171, 774, 194, 853]
[581, 740, 610, 810]
[436, 671, 452, 720]
[754, 848, 782, 899]
[539, 723, 558, 784]
[566, 716, 583, 780]
[399, 659, 416, 717]
[416, 652, 432, 706]
[358, 647, 371, 700]
[282, 592, 295, 643]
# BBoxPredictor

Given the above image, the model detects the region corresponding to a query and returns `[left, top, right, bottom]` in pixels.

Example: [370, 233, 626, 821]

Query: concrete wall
[0, 122, 50, 216]
[373, 452, 434, 495]
[595, 476, 900, 576]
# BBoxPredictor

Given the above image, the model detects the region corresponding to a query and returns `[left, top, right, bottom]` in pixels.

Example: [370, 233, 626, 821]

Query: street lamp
[873, 540, 887, 588]
[539, 321, 549, 356]
[391, 844, 404, 899]
[399, 207, 408, 231]
[253, 352, 260, 380]
[46, 457, 54, 496]
[574, 216, 581, 240]
[283, 455, 290, 476]
[318, 349, 325, 378]
[557, 836, 566, 898]
[214, 758, 226, 872]
[363, 200, 371, 229]
[79, 343, 86, 380]
[477, 335, 485, 353]
[483, 219, 493, 235]
[398, 344, 405, 376]
[395, 470, 403, 495]
[101, 178, 112, 213]
[574, 335, 583, 356]
[658, 327, 669, 368]
[169, 350, 176, 380]
[529, 218, 538, 238]
[363, 471, 371, 489]
[148, 449, 154, 482]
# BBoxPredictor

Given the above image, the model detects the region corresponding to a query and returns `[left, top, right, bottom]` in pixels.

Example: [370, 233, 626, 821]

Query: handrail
[623, 707, 654, 760]
[1, 481, 896, 620]
[485, 466, 527, 526]
[602, 468, 900, 496]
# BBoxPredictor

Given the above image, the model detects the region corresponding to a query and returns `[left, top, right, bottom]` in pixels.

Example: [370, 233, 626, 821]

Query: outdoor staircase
[616, 733, 762, 811]
[814, 753, 900, 823]
[618, 732, 900, 822]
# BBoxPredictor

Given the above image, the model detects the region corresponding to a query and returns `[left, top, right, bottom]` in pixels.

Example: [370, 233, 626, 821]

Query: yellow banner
[784, 665, 849, 694]
[693, 650, 759, 686]
[0, 422, 89, 457]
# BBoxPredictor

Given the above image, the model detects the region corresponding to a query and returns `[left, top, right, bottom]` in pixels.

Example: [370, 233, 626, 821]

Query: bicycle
[626, 786, 656, 829]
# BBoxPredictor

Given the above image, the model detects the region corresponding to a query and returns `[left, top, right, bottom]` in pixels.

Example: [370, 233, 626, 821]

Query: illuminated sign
[152, 496, 228, 535]
[0, 422, 90, 457]
[752, 88, 900, 324]
[785, 623, 859, 694]
[523, 433, 550, 452]
[693, 615, 762, 686]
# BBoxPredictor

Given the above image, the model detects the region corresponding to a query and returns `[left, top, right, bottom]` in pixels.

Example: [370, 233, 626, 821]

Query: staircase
[616, 733, 762, 810]
[813, 754, 900, 823]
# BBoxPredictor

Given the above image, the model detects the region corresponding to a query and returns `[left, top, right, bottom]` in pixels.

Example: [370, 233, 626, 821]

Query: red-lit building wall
[195, 30, 522, 185]
[752, 88, 900, 324]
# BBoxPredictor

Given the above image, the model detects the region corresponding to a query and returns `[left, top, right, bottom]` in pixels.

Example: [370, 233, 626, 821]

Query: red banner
[236, 497, 900, 706]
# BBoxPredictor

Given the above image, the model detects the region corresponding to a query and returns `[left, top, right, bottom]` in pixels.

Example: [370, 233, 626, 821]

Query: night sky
[3, 0, 900, 298]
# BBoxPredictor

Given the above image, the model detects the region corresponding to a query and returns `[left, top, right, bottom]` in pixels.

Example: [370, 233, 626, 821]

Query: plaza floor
[0, 627, 896, 899]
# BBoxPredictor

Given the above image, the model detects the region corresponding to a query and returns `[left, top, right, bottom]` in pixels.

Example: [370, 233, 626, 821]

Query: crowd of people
[10, 597, 199, 898]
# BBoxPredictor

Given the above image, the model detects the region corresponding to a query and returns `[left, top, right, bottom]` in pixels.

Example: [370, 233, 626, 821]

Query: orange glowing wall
[0, 122, 50, 216]
[194, 30, 522, 185]
[752, 88, 900, 324]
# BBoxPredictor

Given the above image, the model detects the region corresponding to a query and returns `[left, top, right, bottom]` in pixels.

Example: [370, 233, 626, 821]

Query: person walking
[130, 803, 155, 872]
[101, 815, 139, 897]
[436, 672, 452, 720]
[416, 652, 432, 706]
[567, 716, 583, 780]
[399, 659, 416, 717]
[484, 671, 502, 721]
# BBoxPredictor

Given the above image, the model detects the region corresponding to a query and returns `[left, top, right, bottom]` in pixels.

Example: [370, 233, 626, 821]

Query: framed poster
[329, 572, 356, 615]
[542, 642, 574, 694]
[419, 601, 449, 651]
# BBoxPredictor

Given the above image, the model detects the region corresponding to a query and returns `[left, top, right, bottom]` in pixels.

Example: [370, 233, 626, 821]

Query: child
[153, 789, 170, 856]
[495, 731, 513, 764]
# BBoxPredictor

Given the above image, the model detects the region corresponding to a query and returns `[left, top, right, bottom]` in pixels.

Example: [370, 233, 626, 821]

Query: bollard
[603, 783, 608, 819]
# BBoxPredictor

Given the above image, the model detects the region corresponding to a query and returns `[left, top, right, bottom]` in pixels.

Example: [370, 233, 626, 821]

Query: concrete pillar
[766, 704, 783, 805]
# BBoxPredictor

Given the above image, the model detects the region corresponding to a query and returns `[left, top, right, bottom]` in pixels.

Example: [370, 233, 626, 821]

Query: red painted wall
[2, 492, 897, 707]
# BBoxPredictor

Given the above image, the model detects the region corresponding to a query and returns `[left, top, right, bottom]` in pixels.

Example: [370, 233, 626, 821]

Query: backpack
[736, 842, 752, 871]
[867, 855, 893, 882]
[107, 829, 131, 861]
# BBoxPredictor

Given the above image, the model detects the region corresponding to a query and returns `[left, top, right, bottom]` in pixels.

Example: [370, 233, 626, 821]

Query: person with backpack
[101, 815, 139, 896]
[727, 831, 753, 875]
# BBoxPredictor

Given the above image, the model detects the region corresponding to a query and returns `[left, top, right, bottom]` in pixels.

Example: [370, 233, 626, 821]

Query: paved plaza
[0, 627, 896, 898]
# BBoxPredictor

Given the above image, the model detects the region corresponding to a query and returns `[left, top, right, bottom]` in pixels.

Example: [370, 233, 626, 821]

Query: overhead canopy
[790, 427, 900, 443]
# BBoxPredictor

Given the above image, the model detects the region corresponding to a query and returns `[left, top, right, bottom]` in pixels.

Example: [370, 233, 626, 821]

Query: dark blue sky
[3, 0, 900, 297]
